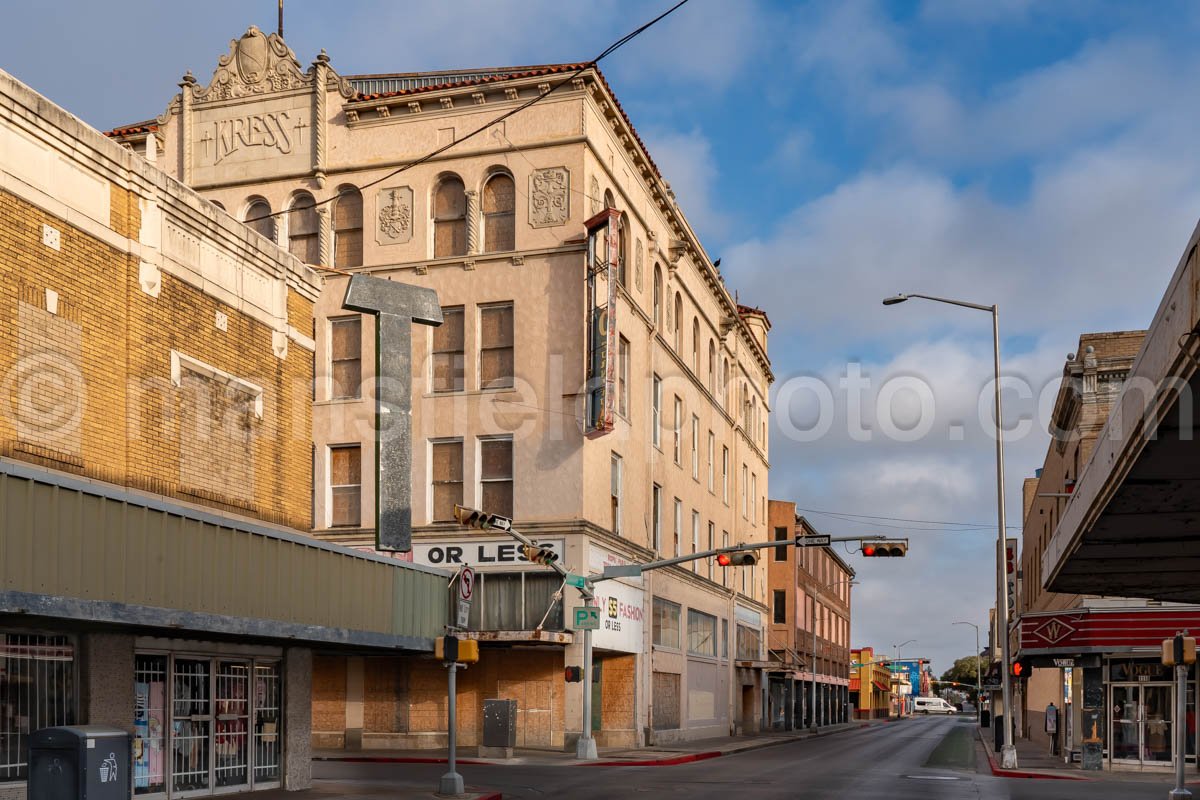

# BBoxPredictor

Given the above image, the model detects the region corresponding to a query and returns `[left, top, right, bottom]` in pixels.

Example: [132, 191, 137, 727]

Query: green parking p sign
[572, 606, 600, 631]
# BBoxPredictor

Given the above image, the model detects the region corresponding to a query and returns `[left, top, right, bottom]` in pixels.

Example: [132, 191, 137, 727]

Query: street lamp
[893, 638, 916, 663]
[810, 578, 857, 730]
[883, 291, 1018, 769]
[953, 620, 982, 718]
[892, 639, 916, 717]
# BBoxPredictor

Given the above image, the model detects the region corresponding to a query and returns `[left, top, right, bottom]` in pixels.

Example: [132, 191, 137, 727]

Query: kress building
[110, 27, 775, 751]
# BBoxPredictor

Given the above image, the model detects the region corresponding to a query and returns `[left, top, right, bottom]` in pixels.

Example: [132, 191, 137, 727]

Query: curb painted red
[579, 751, 723, 767]
[320, 756, 494, 766]
[975, 728, 1089, 781]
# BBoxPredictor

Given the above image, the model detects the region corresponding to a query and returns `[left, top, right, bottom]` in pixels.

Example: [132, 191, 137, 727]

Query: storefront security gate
[134, 653, 281, 797]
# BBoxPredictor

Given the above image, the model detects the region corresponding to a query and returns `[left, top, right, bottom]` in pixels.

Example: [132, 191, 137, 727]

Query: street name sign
[565, 574, 588, 589]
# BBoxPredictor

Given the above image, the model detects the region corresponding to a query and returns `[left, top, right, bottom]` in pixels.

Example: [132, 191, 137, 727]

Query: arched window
[210, 200, 226, 212]
[691, 318, 699, 373]
[653, 264, 663, 328]
[244, 198, 274, 242]
[721, 358, 729, 409]
[673, 293, 682, 351]
[288, 192, 319, 264]
[433, 175, 467, 258]
[708, 340, 716, 393]
[483, 172, 515, 253]
[604, 189, 616, 210]
[333, 186, 363, 268]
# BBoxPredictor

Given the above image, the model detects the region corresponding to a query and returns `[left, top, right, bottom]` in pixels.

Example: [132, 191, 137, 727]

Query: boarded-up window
[617, 336, 629, 417]
[433, 176, 466, 258]
[480, 303, 514, 388]
[482, 173, 515, 253]
[652, 598, 680, 649]
[652, 672, 680, 730]
[330, 445, 361, 527]
[333, 188, 363, 268]
[178, 368, 258, 505]
[480, 437, 513, 518]
[653, 264, 663, 327]
[330, 316, 361, 399]
[431, 440, 463, 522]
[288, 193, 319, 264]
[432, 307, 464, 392]
[687, 609, 717, 657]
[245, 198, 274, 242]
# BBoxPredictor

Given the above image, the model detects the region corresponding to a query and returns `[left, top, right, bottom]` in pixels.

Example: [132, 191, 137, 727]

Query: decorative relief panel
[635, 239, 644, 291]
[192, 26, 353, 103]
[528, 167, 570, 228]
[589, 176, 601, 215]
[376, 185, 414, 245]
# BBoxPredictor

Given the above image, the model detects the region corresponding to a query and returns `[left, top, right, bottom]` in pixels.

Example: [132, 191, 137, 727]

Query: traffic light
[453, 504, 512, 531]
[1162, 635, 1197, 666]
[435, 635, 480, 664]
[716, 551, 758, 567]
[1011, 656, 1030, 679]
[520, 543, 559, 566]
[861, 541, 908, 557]
[564, 666, 583, 683]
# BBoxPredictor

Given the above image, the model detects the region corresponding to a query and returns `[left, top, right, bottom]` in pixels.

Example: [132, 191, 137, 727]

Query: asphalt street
[314, 716, 1177, 799]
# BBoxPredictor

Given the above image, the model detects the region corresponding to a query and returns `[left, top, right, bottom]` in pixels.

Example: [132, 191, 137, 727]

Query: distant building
[110, 27, 774, 749]
[849, 648, 891, 720]
[0, 68, 446, 800]
[766, 501, 854, 729]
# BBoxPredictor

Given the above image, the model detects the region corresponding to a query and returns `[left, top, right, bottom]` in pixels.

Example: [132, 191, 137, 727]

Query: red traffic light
[716, 551, 757, 567]
[862, 541, 907, 557]
[863, 544, 876, 556]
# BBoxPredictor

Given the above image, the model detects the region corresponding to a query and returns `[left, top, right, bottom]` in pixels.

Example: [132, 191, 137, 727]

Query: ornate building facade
[112, 27, 774, 750]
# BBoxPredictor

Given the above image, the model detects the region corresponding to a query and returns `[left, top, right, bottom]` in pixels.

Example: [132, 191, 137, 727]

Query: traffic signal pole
[452, 505, 891, 760]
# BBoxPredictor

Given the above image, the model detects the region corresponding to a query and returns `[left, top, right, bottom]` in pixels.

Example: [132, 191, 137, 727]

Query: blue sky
[3, 0, 1197, 674]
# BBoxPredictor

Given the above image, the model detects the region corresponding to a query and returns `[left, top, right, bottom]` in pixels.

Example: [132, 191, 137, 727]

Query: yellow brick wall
[0, 186, 313, 529]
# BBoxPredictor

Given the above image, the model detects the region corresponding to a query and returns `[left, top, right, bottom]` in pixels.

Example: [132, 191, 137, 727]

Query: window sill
[425, 386, 518, 398]
[315, 396, 364, 406]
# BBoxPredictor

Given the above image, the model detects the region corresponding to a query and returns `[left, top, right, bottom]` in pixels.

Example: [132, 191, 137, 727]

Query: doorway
[1110, 683, 1173, 767]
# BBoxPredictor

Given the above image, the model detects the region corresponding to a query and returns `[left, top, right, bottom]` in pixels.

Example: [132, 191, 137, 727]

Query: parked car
[914, 697, 958, 715]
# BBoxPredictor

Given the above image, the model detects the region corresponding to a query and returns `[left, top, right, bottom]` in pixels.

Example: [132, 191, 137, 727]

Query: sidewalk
[315, 718, 895, 768]
[974, 724, 1200, 784]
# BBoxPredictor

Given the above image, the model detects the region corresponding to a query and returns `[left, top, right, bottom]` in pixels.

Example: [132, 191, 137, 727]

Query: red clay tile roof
[106, 121, 158, 138]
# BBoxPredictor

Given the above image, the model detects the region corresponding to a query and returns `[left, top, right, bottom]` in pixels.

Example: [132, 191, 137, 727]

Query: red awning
[872, 680, 890, 693]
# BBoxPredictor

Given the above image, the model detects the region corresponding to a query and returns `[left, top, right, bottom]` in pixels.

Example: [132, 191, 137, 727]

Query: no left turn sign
[459, 567, 475, 601]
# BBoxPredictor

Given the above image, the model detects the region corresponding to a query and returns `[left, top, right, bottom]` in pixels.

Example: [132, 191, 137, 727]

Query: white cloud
[641, 127, 728, 243]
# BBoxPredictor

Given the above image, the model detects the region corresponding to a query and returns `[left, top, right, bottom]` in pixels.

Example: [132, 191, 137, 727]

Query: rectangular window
[652, 483, 662, 552]
[330, 445, 361, 527]
[707, 522, 715, 580]
[687, 609, 718, 657]
[721, 618, 729, 659]
[736, 624, 761, 661]
[432, 306, 465, 392]
[1, 634, 75, 780]
[722, 447, 729, 503]
[707, 431, 715, 492]
[480, 303, 515, 389]
[653, 597, 681, 649]
[431, 439, 463, 522]
[751, 473, 758, 524]
[691, 510, 700, 571]
[774, 526, 789, 561]
[691, 415, 699, 480]
[330, 316, 361, 399]
[610, 452, 622, 536]
[673, 396, 682, 465]
[618, 335, 629, 417]
[773, 590, 787, 624]
[480, 437, 513, 518]
[652, 374, 662, 448]
[741, 464, 748, 518]
[673, 498, 682, 557]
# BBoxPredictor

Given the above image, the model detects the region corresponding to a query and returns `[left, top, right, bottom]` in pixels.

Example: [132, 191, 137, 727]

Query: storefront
[1106, 656, 1193, 770]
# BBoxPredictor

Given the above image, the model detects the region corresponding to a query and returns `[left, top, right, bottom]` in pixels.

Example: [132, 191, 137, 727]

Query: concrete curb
[317, 720, 887, 770]
[974, 726, 1089, 781]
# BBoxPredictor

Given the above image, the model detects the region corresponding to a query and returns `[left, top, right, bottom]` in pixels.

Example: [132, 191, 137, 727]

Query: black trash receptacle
[483, 699, 517, 749]
[980, 709, 991, 728]
[28, 726, 131, 800]
[993, 714, 1004, 752]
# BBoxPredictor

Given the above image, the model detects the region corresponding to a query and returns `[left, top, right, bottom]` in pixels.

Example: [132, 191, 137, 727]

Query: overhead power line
[250, 0, 693, 225]
[797, 506, 1021, 532]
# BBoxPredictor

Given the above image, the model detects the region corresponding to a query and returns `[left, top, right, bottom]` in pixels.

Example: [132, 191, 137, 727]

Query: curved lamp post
[883, 292, 1017, 769]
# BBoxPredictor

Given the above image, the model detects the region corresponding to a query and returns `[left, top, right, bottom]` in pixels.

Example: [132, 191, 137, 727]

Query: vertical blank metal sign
[343, 275, 443, 551]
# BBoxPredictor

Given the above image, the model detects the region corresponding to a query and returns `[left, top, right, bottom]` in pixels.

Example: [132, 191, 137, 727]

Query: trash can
[28, 726, 131, 800]
[980, 709, 991, 728]
[993, 714, 1004, 752]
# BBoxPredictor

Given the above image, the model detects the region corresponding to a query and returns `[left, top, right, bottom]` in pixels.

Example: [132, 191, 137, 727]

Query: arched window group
[241, 187, 364, 269]
[433, 170, 517, 258]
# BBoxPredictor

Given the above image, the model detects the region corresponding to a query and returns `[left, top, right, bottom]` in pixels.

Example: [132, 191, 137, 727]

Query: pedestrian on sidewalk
[1045, 702, 1059, 756]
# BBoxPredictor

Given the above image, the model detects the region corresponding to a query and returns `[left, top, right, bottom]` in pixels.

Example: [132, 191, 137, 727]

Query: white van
[914, 697, 957, 715]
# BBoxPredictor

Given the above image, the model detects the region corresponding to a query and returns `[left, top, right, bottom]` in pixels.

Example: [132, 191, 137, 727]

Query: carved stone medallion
[529, 167, 570, 228]
[376, 186, 414, 245]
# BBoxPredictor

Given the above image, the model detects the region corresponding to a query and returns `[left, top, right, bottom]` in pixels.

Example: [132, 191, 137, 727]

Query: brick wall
[0, 186, 314, 529]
